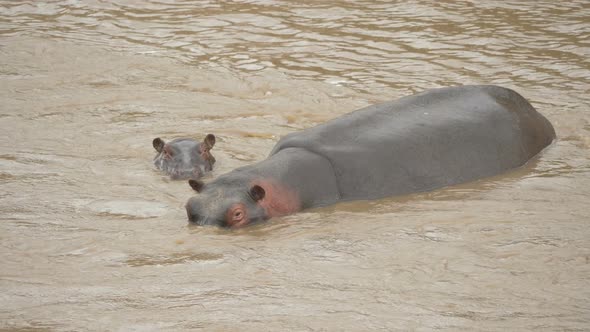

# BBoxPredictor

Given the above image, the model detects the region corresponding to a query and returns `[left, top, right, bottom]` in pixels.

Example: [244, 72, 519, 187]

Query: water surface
[1, 1, 589, 331]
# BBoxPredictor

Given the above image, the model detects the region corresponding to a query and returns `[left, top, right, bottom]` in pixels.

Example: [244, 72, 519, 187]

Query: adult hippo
[153, 134, 216, 180]
[186, 85, 555, 227]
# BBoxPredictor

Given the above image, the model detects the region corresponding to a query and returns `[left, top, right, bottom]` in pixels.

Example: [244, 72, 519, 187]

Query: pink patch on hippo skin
[200, 150, 210, 160]
[199, 143, 214, 161]
[198, 144, 215, 171]
[252, 179, 301, 218]
[163, 145, 174, 159]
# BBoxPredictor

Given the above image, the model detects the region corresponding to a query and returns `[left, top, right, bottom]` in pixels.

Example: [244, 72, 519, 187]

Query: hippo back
[270, 85, 555, 201]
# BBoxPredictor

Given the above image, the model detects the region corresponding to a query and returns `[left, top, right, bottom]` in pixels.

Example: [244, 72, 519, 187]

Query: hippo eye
[226, 204, 247, 228]
[231, 208, 245, 223]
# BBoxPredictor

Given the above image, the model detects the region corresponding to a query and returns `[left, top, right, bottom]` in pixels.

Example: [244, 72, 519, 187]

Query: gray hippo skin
[186, 85, 555, 228]
[153, 134, 216, 179]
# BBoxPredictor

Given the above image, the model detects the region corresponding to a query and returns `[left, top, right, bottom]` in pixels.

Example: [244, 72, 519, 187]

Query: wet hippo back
[186, 85, 555, 228]
[270, 85, 555, 200]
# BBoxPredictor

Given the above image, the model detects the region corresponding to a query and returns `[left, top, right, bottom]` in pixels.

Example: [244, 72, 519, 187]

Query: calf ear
[188, 179, 205, 193]
[153, 138, 165, 152]
[248, 185, 265, 202]
[204, 134, 216, 149]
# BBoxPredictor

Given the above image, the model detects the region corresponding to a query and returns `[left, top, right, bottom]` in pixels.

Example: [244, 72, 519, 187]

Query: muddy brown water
[1, 1, 589, 331]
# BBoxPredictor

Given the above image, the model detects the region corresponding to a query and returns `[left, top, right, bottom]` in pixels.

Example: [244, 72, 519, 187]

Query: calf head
[152, 134, 216, 180]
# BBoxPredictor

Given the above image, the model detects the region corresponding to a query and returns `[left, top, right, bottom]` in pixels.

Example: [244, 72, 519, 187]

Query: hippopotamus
[152, 134, 216, 179]
[185, 85, 555, 227]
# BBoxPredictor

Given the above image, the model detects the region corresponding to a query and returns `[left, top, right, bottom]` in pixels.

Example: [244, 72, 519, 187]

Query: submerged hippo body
[153, 134, 216, 180]
[186, 85, 555, 227]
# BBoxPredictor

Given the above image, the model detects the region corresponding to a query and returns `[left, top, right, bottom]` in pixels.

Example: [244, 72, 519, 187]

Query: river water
[1, 1, 589, 331]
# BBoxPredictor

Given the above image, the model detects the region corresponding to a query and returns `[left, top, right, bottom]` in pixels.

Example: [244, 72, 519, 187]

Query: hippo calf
[186, 85, 555, 227]
[153, 134, 216, 179]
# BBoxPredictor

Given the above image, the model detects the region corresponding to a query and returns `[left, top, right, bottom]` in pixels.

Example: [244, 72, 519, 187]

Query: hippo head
[185, 179, 267, 228]
[152, 134, 216, 180]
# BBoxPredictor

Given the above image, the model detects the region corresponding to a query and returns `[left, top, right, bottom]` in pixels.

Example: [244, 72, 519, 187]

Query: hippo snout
[186, 212, 199, 224]
[185, 198, 219, 226]
[171, 167, 203, 180]
[185, 199, 199, 223]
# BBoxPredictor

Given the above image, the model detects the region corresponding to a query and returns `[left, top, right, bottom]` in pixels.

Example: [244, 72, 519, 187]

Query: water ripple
[1, 1, 587, 94]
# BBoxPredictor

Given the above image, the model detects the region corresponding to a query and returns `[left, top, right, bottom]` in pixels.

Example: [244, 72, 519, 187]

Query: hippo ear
[153, 138, 165, 152]
[204, 134, 216, 149]
[248, 185, 265, 202]
[188, 179, 205, 193]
